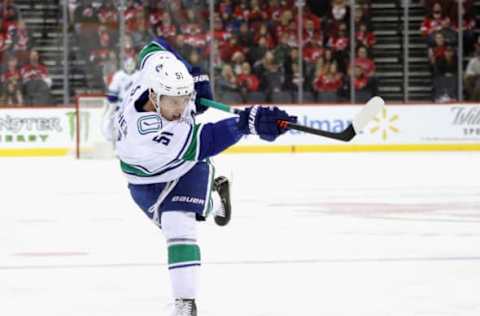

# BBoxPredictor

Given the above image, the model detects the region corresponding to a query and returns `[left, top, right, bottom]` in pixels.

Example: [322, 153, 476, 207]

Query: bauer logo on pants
[172, 195, 205, 205]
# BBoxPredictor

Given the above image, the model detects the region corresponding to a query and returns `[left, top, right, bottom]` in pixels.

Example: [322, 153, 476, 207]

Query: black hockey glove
[237, 105, 297, 142]
[191, 66, 213, 115]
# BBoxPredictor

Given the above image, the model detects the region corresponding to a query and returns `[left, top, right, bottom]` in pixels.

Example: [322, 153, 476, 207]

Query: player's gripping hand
[237, 106, 297, 141]
[191, 66, 213, 115]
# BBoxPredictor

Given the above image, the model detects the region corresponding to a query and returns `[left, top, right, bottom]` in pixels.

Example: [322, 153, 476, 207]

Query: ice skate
[212, 176, 232, 226]
[171, 298, 197, 316]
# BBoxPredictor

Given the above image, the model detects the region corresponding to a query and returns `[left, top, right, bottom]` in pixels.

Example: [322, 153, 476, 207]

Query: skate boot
[172, 298, 197, 316]
[212, 176, 231, 226]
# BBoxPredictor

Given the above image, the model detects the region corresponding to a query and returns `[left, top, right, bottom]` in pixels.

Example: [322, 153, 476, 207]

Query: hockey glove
[191, 66, 213, 115]
[237, 106, 297, 142]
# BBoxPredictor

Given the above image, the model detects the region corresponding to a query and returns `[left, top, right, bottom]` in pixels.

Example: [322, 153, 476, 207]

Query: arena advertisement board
[0, 108, 77, 156]
[196, 103, 480, 152]
[0, 104, 479, 156]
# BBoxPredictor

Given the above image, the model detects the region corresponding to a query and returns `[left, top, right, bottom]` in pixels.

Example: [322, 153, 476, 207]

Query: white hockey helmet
[141, 52, 194, 112]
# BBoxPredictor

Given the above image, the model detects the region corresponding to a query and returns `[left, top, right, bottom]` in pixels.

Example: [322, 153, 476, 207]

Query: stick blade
[352, 96, 385, 133]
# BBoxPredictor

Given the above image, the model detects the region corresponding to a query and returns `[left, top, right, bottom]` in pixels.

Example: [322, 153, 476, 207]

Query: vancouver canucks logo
[138, 115, 162, 135]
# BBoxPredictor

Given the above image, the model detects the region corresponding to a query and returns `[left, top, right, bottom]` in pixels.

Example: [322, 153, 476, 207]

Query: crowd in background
[70, 0, 377, 104]
[421, 0, 480, 102]
[0, 0, 52, 106]
[2, 0, 480, 106]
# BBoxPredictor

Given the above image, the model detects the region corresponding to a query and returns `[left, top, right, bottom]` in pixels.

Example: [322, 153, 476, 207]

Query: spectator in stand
[290, 62, 304, 93]
[213, 16, 231, 42]
[231, 51, 246, 75]
[1, 55, 21, 85]
[254, 50, 284, 100]
[124, 0, 142, 35]
[432, 45, 457, 102]
[253, 23, 274, 49]
[436, 0, 474, 23]
[438, 17, 457, 47]
[428, 32, 447, 64]
[303, 19, 316, 46]
[219, 35, 243, 62]
[355, 64, 375, 102]
[353, 6, 369, 28]
[20, 50, 52, 106]
[326, 0, 350, 35]
[183, 24, 208, 51]
[303, 5, 322, 34]
[356, 22, 376, 49]
[331, 0, 349, 24]
[313, 57, 328, 80]
[0, 24, 13, 69]
[249, 36, 269, 66]
[244, 22, 262, 48]
[2, 76, 23, 105]
[303, 37, 325, 90]
[250, 0, 269, 25]
[237, 61, 260, 100]
[147, 1, 165, 32]
[173, 34, 193, 63]
[323, 48, 336, 68]
[12, 20, 32, 65]
[90, 28, 112, 64]
[314, 61, 343, 102]
[275, 9, 296, 47]
[0, 0, 20, 21]
[217, 63, 241, 102]
[464, 47, 480, 101]
[187, 49, 208, 72]
[1, 55, 23, 105]
[180, 8, 205, 37]
[354, 46, 376, 78]
[328, 22, 349, 73]
[420, 2, 446, 46]
[129, 10, 149, 50]
[304, 36, 325, 65]
[273, 32, 291, 66]
[342, 65, 374, 102]
[452, 5, 476, 56]
[98, 0, 118, 40]
[232, 1, 251, 25]
[219, 6, 237, 34]
[155, 12, 177, 43]
[73, 0, 99, 59]
[284, 47, 300, 91]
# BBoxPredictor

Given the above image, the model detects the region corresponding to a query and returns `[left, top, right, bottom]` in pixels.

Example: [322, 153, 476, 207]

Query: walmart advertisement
[1, 104, 479, 156]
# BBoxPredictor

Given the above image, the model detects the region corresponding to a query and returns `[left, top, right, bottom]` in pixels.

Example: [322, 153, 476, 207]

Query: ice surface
[1, 152, 480, 316]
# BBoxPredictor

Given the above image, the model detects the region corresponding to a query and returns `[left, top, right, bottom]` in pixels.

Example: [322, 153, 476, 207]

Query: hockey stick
[199, 96, 385, 142]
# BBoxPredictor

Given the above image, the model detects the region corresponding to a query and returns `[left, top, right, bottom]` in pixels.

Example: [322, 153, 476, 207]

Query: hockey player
[102, 57, 140, 141]
[115, 37, 296, 316]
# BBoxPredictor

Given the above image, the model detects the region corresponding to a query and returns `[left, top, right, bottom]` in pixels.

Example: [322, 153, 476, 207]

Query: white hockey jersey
[115, 53, 202, 184]
[107, 70, 140, 110]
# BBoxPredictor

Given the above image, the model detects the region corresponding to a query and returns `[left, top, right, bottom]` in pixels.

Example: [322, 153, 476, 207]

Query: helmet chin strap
[148, 89, 162, 113]
[155, 93, 162, 114]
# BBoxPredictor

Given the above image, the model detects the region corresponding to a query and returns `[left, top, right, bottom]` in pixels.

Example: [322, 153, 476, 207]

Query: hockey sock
[161, 211, 200, 299]
[211, 191, 224, 216]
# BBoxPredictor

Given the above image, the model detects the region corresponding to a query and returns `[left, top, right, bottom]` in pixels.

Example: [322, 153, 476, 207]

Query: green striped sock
[168, 244, 201, 270]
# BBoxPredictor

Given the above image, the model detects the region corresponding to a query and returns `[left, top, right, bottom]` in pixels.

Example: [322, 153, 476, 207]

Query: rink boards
[0, 103, 479, 156]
